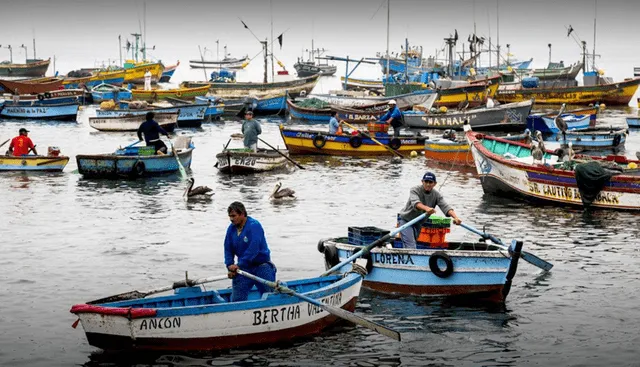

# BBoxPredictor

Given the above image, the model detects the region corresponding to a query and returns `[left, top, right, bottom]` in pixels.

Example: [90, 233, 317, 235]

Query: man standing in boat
[137, 112, 170, 154]
[328, 111, 342, 134]
[8, 128, 37, 156]
[398, 172, 463, 249]
[241, 110, 262, 152]
[224, 201, 277, 302]
[144, 70, 152, 91]
[379, 100, 403, 137]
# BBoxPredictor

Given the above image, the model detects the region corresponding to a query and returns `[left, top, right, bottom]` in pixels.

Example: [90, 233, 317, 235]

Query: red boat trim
[70, 304, 157, 319]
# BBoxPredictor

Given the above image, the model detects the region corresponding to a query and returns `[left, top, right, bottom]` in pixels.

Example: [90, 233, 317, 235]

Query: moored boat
[97, 102, 207, 128]
[287, 98, 397, 123]
[76, 137, 193, 178]
[131, 85, 209, 101]
[544, 128, 627, 151]
[122, 61, 164, 84]
[0, 77, 63, 95]
[626, 117, 640, 128]
[527, 106, 598, 133]
[194, 96, 224, 121]
[0, 102, 79, 121]
[88, 112, 178, 132]
[62, 69, 125, 89]
[0, 154, 69, 171]
[159, 61, 179, 83]
[182, 73, 320, 99]
[0, 58, 50, 77]
[308, 89, 437, 110]
[215, 148, 291, 174]
[465, 128, 640, 210]
[3, 89, 83, 105]
[279, 126, 427, 156]
[90, 83, 132, 103]
[294, 61, 337, 77]
[70, 272, 362, 351]
[433, 80, 499, 108]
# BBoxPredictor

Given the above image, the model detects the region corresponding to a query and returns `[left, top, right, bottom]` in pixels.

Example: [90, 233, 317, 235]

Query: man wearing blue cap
[397, 171, 462, 248]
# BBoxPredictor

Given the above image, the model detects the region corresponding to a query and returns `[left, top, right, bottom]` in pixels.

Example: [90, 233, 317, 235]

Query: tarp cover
[574, 161, 615, 207]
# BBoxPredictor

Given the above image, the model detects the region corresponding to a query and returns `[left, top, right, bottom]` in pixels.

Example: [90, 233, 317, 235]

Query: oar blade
[316, 301, 401, 341]
[521, 251, 554, 271]
[87, 290, 144, 305]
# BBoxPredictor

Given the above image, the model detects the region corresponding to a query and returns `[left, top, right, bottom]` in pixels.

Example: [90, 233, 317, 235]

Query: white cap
[388, 99, 397, 105]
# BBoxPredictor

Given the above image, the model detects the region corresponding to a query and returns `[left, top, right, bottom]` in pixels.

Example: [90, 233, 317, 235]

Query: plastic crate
[421, 215, 452, 229]
[367, 122, 389, 134]
[348, 226, 390, 246]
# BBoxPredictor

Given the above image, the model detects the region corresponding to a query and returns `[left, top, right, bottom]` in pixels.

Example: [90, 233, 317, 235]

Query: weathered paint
[0, 156, 69, 171]
[216, 150, 290, 174]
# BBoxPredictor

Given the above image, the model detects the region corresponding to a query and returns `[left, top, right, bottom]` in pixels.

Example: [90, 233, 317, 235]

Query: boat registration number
[234, 157, 256, 166]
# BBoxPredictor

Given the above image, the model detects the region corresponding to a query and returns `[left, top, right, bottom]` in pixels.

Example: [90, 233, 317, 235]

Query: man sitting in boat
[397, 172, 463, 249]
[137, 112, 170, 154]
[378, 100, 403, 138]
[224, 201, 277, 302]
[241, 110, 262, 152]
[7, 128, 38, 156]
[328, 111, 343, 135]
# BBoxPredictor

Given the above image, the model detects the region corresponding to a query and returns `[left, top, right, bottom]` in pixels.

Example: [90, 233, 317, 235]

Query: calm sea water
[1, 82, 640, 366]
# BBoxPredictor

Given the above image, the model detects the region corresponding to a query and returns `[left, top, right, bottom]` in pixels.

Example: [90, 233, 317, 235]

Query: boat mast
[270, 0, 275, 82]
[262, 39, 268, 83]
[32, 34, 36, 60]
[473, 0, 477, 70]
[592, 0, 597, 73]
[385, 0, 390, 84]
[496, 0, 500, 69]
[118, 35, 123, 67]
[143, 1, 147, 61]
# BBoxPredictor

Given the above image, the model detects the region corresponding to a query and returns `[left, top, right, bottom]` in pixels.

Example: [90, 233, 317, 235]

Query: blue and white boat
[318, 227, 525, 303]
[76, 136, 194, 178]
[70, 272, 363, 351]
[96, 103, 207, 128]
[626, 117, 640, 128]
[253, 94, 286, 115]
[91, 83, 133, 103]
[545, 128, 627, 151]
[540, 114, 591, 133]
[194, 96, 224, 121]
[0, 102, 79, 121]
[527, 106, 598, 133]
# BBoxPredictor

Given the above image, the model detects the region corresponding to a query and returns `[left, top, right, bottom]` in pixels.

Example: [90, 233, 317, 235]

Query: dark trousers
[231, 262, 277, 302]
[148, 140, 167, 154]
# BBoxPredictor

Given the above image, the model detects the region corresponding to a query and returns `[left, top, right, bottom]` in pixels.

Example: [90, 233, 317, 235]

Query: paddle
[126, 140, 142, 148]
[321, 213, 427, 276]
[257, 137, 305, 170]
[460, 223, 553, 271]
[341, 121, 404, 159]
[235, 269, 401, 341]
[0, 139, 10, 149]
[87, 274, 229, 304]
[168, 139, 188, 180]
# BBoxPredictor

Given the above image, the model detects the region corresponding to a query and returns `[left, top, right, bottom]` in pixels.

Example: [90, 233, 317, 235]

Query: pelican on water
[184, 178, 214, 200]
[270, 182, 295, 200]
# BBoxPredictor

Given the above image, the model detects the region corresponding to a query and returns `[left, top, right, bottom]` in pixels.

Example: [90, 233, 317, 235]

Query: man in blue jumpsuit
[224, 201, 277, 302]
[379, 99, 403, 137]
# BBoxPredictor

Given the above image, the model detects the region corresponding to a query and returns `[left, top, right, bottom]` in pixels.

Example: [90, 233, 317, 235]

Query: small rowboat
[216, 148, 290, 174]
[0, 102, 79, 121]
[70, 273, 362, 351]
[626, 117, 640, 128]
[90, 83, 132, 103]
[0, 77, 63, 94]
[0, 155, 69, 171]
[76, 136, 193, 179]
[132, 85, 210, 101]
[545, 128, 627, 151]
[88, 112, 178, 132]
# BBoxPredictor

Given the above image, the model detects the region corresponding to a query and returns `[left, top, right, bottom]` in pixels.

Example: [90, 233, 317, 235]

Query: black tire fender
[360, 250, 374, 274]
[37, 94, 45, 101]
[317, 238, 329, 253]
[131, 160, 146, 178]
[429, 251, 454, 278]
[349, 135, 363, 148]
[389, 137, 401, 150]
[44, 92, 52, 99]
[313, 134, 327, 149]
[323, 244, 340, 270]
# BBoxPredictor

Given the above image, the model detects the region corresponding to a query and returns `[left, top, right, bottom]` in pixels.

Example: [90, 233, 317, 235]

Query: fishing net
[295, 98, 330, 109]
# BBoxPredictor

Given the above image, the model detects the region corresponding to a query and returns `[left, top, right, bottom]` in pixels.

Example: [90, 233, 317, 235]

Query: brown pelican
[184, 178, 214, 200]
[457, 91, 470, 112]
[531, 131, 545, 163]
[270, 182, 295, 200]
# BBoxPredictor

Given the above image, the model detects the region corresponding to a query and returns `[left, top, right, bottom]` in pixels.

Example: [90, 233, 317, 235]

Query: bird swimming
[184, 178, 214, 200]
[270, 182, 295, 200]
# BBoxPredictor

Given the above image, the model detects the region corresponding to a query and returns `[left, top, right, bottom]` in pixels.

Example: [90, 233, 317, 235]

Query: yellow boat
[131, 84, 210, 101]
[122, 60, 164, 84]
[433, 76, 500, 108]
[62, 69, 126, 88]
[495, 77, 640, 106]
[279, 126, 427, 156]
[0, 155, 70, 171]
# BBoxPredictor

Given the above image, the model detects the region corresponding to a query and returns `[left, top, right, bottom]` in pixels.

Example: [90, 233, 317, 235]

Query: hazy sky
[2, 0, 639, 83]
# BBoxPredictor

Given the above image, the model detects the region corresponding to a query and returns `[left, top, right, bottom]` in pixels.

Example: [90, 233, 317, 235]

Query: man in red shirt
[8, 128, 38, 156]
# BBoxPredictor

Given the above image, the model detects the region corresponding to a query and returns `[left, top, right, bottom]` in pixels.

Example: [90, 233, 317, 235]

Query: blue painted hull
[253, 95, 286, 115]
[159, 68, 176, 83]
[288, 105, 329, 122]
[0, 103, 79, 121]
[626, 117, 640, 128]
[528, 113, 592, 133]
[547, 129, 627, 150]
[14, 96, 79, 105]
[323, 239, 522, 302]
[64, 77, 125, 90]
[194, 96, 225, 120]
[92, 90, 133, 103]
[76, 149, 193, 178]
[97, 104, 207, 127]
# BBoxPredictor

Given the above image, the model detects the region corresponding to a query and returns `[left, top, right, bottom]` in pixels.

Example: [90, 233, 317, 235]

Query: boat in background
[97, 101, 207, 128]
[121, 60, 164, 84]
[89, 112, 178, 132]
[0, 58, 50, 77]
[2, 89, 83, 105]
[91, 83, 132, 103]
[189, 47, 248, 69]
[62, 69, 125, 89]
[131, 84, 209, 101]
[0, 152, 69, 171]
[194, 96, 224, 121]
[0, 77, 63, 95]
[182, 73, 320, 99]
[626, 117, 640, 128]
[0, 102, 79, 121]
[216, 148, 291, 174]
[159, 61, 180, 83]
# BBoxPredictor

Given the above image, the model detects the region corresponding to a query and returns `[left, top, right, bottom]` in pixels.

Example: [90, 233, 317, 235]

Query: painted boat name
[373, 253, 415, 265]
[139, 317, 181, 330]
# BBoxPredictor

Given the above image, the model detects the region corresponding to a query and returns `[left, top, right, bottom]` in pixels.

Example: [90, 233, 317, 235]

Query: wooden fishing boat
[3, 89, 83, 105]
[253, 93, 287, 115]
[62, 69, 125, 89]
[0, 58, 50, 77]
[194, 96, 225, 121]
[215, 148, 290, 174]
[433, 80, 499, 108]
[97, 102, 207, 128]
[308, 89, 437, 110]
[318, 223, 525, 302]
[294, 61, 337, 77]
[527, 106, 598, 133]
[280, 126, 427, 156]
[424, 130, 531, 167]
[544, 128, 627, 151]
[89, 112, 178, 132]
[340, 77, 384, 92]
[0, 102, 79, 121]
[70, 272, 361, 351]
[404, 99, 533, 132]
[0, 154, 69, 171]
[626, 117, 640, 128]
[159, 61, 179, 83]
[530, 61, 583, 81]
[122, 61, 164, 84]
[465, 128, 640, 210]
[131, 85, 209, 101]
[287, 98, 400, 124]
[0, 77, 63, 94]
[90, 83, 132, 103]
[540, 114, 592, 133]
[76, 137, 193, 178]
[181, 73, 320, 99]
[495, 77, 640, 105]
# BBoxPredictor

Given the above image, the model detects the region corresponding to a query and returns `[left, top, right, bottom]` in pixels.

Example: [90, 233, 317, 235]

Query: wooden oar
[36, 157, 68, 166]
[168, 139, 188, 180]
[321, 213, 427, 276]
[0, 139, 10, 149]
[235, 269, 401, 341]
[257, 137, 305, 170]
[341, 121, 404, 159]
[460, 223, 553, 271]
[87, 274, 229, 304]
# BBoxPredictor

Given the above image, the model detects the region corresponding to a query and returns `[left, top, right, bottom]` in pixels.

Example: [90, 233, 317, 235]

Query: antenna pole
[385, 0, 390, 84]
